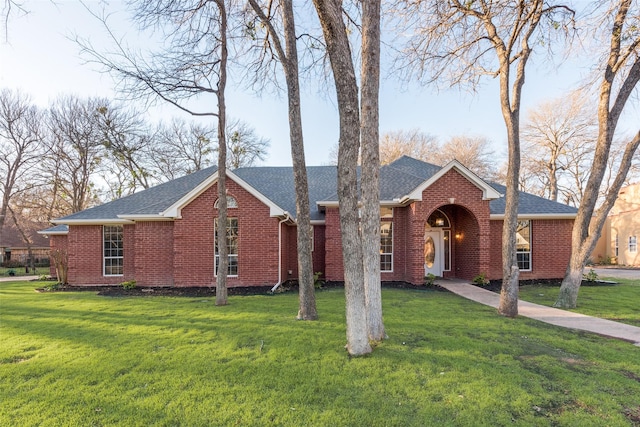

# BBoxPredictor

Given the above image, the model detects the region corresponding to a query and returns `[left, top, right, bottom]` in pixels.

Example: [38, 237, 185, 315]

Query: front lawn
[517, 277, 640, 327]
[1, 281, 640, 426]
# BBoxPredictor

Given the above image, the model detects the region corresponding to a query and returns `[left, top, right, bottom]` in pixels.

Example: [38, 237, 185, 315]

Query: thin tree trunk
[281, 0, 317, 320]
[246, 0, 318, 320]
[313, 0, 371, 356]
[360, 0, 385, 341]
[215, 0, 229, 306]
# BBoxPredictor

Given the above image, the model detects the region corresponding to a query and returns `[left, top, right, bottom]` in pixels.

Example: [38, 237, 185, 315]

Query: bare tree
[47, 95, 105, 213]
[395, 0, 575, 317]
[555, 0, 640, 308]
[225, 119, 269, 169]
[97, 103, 154, 195]
[379, 129, 439, 165]
[246, 0, 318, 320]
[521, 91, 597, 202]
[0, 89, 46, 244]
[150, 119, 216, 181]
[437, 135, 499, 181]
[78, 0, 233, 305]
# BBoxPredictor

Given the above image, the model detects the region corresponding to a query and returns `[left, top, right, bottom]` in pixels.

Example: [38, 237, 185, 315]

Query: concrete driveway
[591, 267, 640, 280]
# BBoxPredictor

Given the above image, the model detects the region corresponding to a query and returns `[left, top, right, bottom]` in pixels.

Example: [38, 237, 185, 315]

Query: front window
[630, 236, 638, 253]
[516, 220, 531, 271]
[215, 218, 238, 276]
[103, 225, 123, 276]
[380, 222, 393, 272]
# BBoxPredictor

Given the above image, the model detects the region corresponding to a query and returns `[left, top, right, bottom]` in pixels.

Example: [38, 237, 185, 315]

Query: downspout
[271, 212, 291, 293]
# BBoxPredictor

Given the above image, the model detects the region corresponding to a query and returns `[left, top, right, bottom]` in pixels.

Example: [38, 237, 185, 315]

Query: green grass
[518, 277, 640, 327]
[1, 281, 640, 426]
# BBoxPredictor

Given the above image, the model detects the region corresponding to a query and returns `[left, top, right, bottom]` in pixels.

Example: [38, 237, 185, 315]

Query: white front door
[424, 230, 443, 277]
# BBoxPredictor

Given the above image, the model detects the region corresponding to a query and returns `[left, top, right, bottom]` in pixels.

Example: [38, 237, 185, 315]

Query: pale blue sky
[1, 1, 632, 168]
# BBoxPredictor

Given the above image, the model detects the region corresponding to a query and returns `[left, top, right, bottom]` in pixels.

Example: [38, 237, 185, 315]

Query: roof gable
[406, 159, 502, 201]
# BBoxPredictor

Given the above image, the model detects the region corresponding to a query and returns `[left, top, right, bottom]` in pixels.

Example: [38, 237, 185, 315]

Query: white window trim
[103, 225, 124, 277]
[516, 220, 532, 272]
[380, 221, 393, 273]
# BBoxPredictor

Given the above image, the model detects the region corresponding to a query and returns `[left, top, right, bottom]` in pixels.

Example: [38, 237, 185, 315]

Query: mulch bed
[35, 280, 445, 297]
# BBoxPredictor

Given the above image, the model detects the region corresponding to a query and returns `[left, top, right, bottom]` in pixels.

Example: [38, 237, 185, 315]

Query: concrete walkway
[437, 279, 640, 347]
[0, 275, 38, 282]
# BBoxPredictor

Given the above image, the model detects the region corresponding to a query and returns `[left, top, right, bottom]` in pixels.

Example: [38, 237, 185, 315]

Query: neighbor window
[615, 234, 619, 257]
[103, 225, 124, 276]
[380, 222, 393, 272]
[630, 236, 638, 253]
[516, 220, 531, 271]
[215, 218, 239, 276]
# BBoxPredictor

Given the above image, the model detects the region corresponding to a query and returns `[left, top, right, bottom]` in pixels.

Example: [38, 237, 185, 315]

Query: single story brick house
[40, 156, 578, 287]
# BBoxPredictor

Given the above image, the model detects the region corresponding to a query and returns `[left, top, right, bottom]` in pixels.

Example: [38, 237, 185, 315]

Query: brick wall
[324, 208, 344, 281]
[312, 225, 326, 278]
[65, 224, 134, 286]
[406, 169, 491, 283]
[134, 221, 174, 286]
[489, 219, 574, 280]
[173, 178, 282, 287]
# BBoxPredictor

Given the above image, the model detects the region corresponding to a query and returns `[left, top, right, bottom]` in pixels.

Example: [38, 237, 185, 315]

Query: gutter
[271, 212, 291, 293]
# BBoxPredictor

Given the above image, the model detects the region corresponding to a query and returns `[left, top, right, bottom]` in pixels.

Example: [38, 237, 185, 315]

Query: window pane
[380, 222, 392, 272]
[215, 218, 239, 276]
[516, 220, 531, 271]
[103, 225, 124, 276]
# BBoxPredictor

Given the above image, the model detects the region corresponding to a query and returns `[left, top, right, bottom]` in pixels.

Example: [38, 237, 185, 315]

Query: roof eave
[490, 213, 578, 220]
[50, 218, 134, 225]
[117, 214, 173, 221]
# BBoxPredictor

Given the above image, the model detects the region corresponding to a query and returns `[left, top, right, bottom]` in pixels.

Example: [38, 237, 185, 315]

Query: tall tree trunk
[360, 0, 385, 341]
[281, 0, 317, 320]
[313, 0, 371, 356]
[246, 0, 318, 320]
[215, 0, 229, 306]
[555, 0, 640, 308]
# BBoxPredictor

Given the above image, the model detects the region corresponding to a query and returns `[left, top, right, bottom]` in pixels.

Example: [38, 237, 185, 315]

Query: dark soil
[35, 280, 448, 297]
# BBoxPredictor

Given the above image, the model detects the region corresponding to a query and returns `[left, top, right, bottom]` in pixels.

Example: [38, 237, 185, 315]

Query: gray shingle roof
[488, 183, 578, 216]
[56, 166, 218, 221]
[50, 155, 577, 224]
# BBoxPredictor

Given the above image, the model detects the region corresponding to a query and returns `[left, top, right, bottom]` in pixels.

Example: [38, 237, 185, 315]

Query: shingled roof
[48, 155, 577, 228]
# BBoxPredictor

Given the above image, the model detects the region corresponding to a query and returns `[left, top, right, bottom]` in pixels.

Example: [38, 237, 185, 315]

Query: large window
[516, 220, 531, 271]
[630, 236, 638, 253]
[103, 225, 124, 276]
[215, 218, 239, 276]
[380, 222, 393, 272]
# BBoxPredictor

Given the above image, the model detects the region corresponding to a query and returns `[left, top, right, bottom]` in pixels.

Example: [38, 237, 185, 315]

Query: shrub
[583, 268, 598, 282]
[472, 273, 490, 286]
[424, 273, 436, 287]
[313, 272, 324, 289]
[41, 283, 62, 292]
[121, 280, 137, 290]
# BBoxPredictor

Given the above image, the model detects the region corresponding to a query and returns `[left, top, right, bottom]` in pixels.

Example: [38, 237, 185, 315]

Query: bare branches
[76, 1, 226, 117]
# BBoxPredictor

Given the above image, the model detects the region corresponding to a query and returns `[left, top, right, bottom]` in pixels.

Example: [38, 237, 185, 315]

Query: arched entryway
[425, 205, 481, 280]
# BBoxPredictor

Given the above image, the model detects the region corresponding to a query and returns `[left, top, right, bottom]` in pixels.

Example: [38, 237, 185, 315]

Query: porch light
[435, 218, 445, 227]
[455, 232, 463, 240]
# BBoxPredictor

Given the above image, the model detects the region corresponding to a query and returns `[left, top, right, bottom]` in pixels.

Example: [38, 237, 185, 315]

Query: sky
[1, 1, 635, 168]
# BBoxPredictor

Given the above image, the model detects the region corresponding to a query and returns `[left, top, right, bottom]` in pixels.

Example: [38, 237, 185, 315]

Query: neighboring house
[40, 156, 578, 287]
[1, 218, 51, 266]
[591, 183, 640, 266]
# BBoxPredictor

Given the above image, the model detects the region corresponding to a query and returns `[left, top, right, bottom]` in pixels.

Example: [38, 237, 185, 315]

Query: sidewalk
[0, 275, 38, 282]
[437, 279, 640, 347]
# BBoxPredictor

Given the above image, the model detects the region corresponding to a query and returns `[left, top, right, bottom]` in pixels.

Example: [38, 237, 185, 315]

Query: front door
[424, 229, 443, 277]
